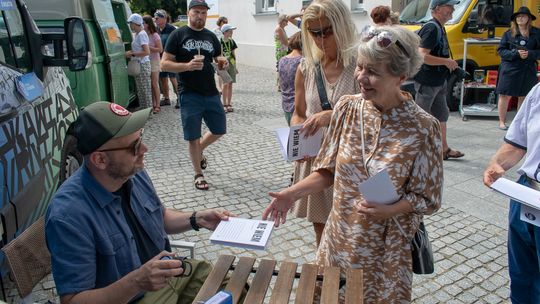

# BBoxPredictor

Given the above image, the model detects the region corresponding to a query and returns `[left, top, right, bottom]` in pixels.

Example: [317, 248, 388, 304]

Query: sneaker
[160, 98, 171, 106]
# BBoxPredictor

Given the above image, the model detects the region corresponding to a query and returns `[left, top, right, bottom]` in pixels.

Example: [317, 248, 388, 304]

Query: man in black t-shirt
[161, 0, 227, 191]
[155, 9, 178, 107]
[414, 0, 464, 160]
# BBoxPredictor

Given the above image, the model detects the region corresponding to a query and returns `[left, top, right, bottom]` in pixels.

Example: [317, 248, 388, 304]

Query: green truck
[26, 0, 137, 108]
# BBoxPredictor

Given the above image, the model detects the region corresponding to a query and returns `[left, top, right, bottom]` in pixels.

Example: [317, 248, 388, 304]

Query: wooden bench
[193, 255, 363, 304]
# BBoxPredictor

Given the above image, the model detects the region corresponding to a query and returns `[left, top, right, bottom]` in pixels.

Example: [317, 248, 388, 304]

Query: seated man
[45, 102, 232, 304]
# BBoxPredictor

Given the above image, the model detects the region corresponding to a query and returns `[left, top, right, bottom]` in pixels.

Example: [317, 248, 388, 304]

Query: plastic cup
[193, 54, 204, 61]
[217, 56, 227, 70]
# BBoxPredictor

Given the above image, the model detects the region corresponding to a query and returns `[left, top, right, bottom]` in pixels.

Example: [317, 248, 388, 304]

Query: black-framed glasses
[97, 128, 144, 156]
[308, 26, 333, 38]
[361, 27, 410, 57]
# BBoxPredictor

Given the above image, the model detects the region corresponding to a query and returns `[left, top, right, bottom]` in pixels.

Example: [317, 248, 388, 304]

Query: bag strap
[315, 63, 332, 111]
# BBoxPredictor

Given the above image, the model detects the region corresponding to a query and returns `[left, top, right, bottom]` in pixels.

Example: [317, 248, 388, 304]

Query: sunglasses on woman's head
[361, 27, 410, 57]
[308, 26, 333, 38]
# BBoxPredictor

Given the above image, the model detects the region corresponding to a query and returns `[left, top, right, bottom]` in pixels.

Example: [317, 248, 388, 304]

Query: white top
[131, 30, 150, 63]
[506, 82, 540, 181]
[213, 27, 224, 40]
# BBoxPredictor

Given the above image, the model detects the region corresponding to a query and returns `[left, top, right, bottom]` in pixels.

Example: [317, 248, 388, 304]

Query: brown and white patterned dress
[291, 59, 359, 223]
[312, 93, 443, 303]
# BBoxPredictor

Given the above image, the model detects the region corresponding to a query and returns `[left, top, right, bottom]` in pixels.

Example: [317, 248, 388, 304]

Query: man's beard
[190, 18, 206, 30]
[106, 159, 143, 181]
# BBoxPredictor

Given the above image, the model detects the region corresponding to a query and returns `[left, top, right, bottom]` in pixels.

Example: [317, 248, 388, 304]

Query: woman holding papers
[483, 83, 540, 302]
[263, 25, 443, 303]
[289, 0, 359, 247]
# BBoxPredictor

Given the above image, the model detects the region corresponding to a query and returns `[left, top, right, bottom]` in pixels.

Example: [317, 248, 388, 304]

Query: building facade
[210, 0, 395, 69]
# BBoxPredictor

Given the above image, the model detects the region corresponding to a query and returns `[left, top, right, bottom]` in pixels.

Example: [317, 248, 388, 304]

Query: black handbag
[410, 221, 435, 274]
[393, 217, 434, 274]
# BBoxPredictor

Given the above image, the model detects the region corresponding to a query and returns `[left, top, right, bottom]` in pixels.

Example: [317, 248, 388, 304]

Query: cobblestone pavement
[8, 64, 518, 303]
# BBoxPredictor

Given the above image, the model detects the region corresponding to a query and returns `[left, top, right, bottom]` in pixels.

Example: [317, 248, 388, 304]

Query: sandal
[152, 107, 160, 114]
[200, 155, 208, 170]
[227, 105, 234, 113]
[443, 148, 465, 160]
[194, 174, 209, 190]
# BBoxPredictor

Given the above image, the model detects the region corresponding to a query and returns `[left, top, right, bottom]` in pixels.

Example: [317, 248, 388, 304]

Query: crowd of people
[41, 0, 540, 303]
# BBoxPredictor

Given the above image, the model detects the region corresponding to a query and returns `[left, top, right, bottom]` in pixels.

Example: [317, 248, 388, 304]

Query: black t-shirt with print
[165, 26, 221, 95]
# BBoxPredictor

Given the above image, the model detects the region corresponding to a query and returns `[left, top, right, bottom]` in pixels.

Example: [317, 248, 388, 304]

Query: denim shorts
[179, 92, 226, 141]
[159, 71, 176, 78]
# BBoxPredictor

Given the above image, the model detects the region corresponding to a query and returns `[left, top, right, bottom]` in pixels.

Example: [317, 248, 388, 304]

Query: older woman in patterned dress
[263, 25, 443, 303]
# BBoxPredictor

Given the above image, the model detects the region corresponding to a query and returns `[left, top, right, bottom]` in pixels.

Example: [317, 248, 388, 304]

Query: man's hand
[133, 252, 184, 292]
[125, 50, 133, 59]
[189, 57, 204, 71]
[483, 163, 505, 187]
[197, 209, 233, 230]
[300, 111, 331, 137]
[355, 199, 399, 221]
[262, 191, 296, 227]
[518, 49, 529, 59]
[445, 58, 459, 71]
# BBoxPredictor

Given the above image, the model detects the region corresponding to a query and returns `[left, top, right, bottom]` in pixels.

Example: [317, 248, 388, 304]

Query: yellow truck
[401, 0, 540, 110]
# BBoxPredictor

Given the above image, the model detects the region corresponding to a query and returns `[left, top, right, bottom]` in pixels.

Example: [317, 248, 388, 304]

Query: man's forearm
[163, 209, 192, 234]
[489, 143, 526, 172]
[61, 270, 141, 304]
[422, 54, 449, 66]
[161, 60, 191, 73]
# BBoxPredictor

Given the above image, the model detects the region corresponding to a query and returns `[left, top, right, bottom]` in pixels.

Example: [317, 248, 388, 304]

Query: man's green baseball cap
[73, 102, 151, 155]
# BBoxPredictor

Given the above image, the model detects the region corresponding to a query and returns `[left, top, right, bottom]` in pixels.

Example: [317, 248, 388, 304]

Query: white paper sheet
[358, 168, 399, 205]
[209, 217, 274, 250]
[274, 124, 323, 162]
[490, 178, 540, 210]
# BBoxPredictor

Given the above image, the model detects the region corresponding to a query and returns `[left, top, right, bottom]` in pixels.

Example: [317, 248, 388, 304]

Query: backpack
[416, 20, 444, 57]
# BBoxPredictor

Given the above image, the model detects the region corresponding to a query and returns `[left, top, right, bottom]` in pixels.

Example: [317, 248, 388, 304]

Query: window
[0, 9, 30, 71]
[351, 0, 364, 11]
[256, 0, 276, 13]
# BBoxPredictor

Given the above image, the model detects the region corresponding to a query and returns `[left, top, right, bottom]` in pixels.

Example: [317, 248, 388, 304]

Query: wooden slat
[345, 268, 363, 304]
[294, 263, 318, 304]
[243, 259, 277, 304]
[224, 256, 256, 304]
[269, 261, 298, 304]
[320, 266, 340, 304]
[194, 255, 235, 302]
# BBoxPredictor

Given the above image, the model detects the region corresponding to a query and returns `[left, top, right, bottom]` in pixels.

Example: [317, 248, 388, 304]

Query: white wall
[214, 0, 392, 69]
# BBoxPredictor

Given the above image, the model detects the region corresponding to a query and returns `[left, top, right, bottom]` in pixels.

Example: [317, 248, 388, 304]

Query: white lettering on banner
[183, 39, 214, 53]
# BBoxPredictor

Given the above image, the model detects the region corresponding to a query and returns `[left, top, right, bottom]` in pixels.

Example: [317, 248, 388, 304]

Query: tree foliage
[128, 0, 187, 21]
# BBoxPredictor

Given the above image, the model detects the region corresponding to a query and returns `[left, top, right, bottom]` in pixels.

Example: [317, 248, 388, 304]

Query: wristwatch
[190, 212, 200, 231]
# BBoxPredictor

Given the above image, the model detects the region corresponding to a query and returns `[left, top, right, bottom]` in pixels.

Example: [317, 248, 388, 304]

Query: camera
[452, 67, 470, 81]
[160, 256, 192, 277]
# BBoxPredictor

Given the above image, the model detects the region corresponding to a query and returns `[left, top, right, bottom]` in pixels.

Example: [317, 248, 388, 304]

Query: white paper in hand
[358, 168, 399, 204]
[274, 125, 323, 162]
[490, 178, 540, 209]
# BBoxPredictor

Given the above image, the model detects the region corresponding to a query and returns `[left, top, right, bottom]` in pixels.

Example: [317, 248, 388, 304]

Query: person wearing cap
[220, 23, 238, 113]
[413, 0, 464, 161]
[495, 6, 540, 130]
[483, 80, 540, 302]
[154, 9, 179, 108]
[45, 102, 233, 303]
[125, 14, 152, 111]
[161, 0, 227, 191]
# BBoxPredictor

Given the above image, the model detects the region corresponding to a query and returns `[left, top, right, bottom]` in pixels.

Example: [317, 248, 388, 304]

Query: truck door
[91, 0, 130, 105]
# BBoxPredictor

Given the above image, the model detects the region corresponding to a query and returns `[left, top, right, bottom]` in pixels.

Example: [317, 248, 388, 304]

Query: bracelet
[190, 212, 200, 231]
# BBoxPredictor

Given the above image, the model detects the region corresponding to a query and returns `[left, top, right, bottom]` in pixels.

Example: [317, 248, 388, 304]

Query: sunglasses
[97, 129, 144, 156]
[154, 12, 166, 18]
[361, 27, 409, 57]
[308, 26, 333, 38]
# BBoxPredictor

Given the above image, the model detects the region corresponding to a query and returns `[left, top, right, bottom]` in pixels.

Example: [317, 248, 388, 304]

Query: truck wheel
[446, 74, 460, 111]
[59, 135, 82, 186]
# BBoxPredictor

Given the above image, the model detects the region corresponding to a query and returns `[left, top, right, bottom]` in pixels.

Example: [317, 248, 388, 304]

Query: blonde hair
[278, 14, 287, 23]
[300, 0, 357, 70]
[357, 26, 423, 78]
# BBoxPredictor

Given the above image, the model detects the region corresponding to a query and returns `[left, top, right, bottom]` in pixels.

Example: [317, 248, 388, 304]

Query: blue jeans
[508, 175, 540, 303]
